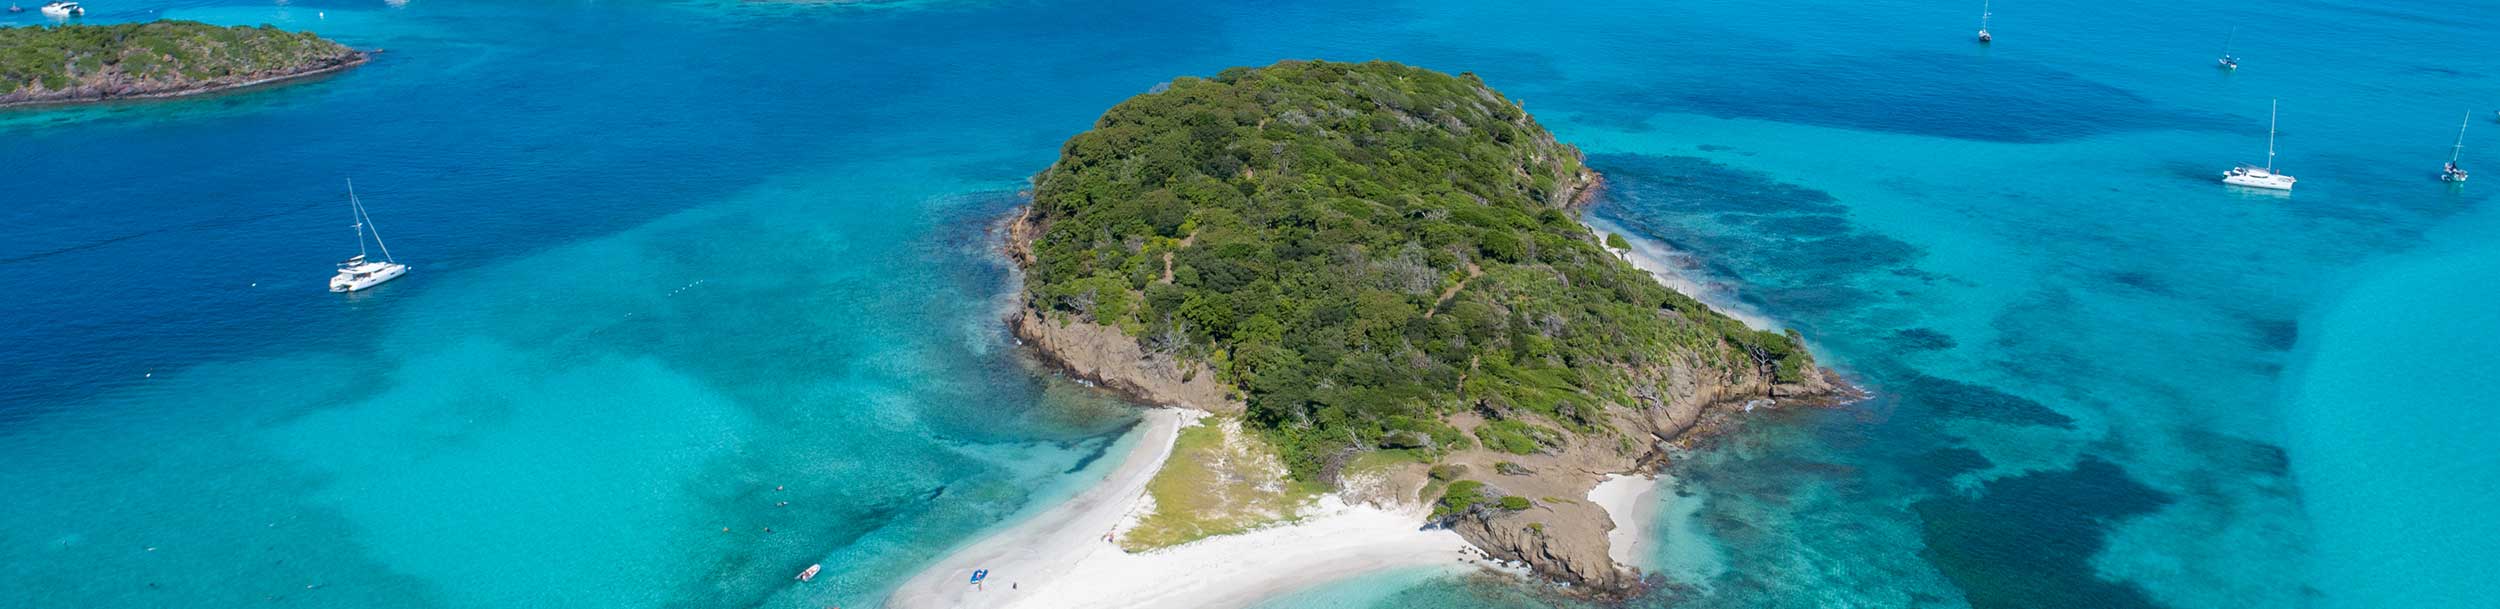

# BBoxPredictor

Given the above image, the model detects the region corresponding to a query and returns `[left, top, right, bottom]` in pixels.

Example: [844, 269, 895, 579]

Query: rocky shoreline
[1438, 354, 1855, 600]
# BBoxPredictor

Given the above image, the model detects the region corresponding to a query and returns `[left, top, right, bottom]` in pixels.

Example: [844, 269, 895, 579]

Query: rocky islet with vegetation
[1007, 59, 1847, 596]
[1, 20, 365, 108]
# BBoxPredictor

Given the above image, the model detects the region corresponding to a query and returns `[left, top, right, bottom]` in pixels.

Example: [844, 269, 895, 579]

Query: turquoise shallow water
[2280, 202, 2500, 609]
[5, 1, 2496, 608]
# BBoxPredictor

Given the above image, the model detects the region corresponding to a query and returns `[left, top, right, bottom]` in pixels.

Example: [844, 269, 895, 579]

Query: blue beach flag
[970, 569, 988, 584]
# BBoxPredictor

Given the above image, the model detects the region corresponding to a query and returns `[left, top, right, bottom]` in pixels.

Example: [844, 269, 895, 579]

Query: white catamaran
[330, 179, 410, 293]
[2223, 99, 2298, 191]
[2442, 111, 2471, 183]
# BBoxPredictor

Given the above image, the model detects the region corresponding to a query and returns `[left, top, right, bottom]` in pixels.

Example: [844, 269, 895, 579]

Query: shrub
[1432, 480, 1489, 519]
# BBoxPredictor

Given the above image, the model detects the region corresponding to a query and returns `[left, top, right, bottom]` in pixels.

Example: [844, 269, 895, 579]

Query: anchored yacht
[329, 179, 410, 293]
[1975, 0, 1993, 42]
[2223, 100, 2297, 191]
[40, 1, 83, 17]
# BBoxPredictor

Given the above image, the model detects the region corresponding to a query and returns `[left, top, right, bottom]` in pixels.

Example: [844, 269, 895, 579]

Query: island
[0, 20, 366, 109]
[898, 59, 1846, 608]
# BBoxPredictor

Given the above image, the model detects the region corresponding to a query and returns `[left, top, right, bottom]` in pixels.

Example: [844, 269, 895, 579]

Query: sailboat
[1976, 0, 1993, 43]
[2443, 111, 2471, 183]
[2222, 99, 2298, 191]
[329, 179, 410, 293]
[2218, 27, 2240, 70]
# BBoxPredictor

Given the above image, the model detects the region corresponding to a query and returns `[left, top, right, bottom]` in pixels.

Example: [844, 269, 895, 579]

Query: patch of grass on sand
[1122, 417, 1321, 551]
[1346, 448, 1430, 476]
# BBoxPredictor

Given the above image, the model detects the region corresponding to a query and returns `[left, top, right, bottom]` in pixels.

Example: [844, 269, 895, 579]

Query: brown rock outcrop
[1438, 359, 1848, 599]
[1008, 309, 1244, 414]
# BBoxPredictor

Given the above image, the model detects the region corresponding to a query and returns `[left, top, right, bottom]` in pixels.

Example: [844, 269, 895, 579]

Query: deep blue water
[5, 1, 2494, 608]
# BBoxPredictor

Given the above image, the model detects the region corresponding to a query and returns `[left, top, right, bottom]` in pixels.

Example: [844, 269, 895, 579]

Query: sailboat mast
[348, 178, 369, 261]
[2266, 99, 2279, 171]
[2454, 111, 2471, 164]
[360, 187, 397, 264]
[1981, 0, 1990, 28]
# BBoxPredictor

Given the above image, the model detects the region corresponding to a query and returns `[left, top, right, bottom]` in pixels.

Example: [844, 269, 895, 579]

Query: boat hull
[330, 263, 409, 293]
[2222, 174, 2296, 190]
[2222, 166, 2297, 190]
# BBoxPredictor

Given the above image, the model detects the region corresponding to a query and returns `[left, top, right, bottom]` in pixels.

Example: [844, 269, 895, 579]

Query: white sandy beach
[887, 409, 1479, 609]
[1587, 474, 1663, 570]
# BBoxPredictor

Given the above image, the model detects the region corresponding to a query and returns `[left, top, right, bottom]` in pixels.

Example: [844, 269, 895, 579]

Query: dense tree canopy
[1024, 60, 1811, 477]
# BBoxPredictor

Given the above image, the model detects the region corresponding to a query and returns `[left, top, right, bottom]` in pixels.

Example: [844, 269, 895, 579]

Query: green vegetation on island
[1019, 60, 1817, 480]
[1, 20, 364, 108]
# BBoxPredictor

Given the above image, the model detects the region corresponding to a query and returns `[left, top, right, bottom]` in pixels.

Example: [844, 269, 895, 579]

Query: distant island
[999, 59, 1845, 598]
[0, 20, 365, 109]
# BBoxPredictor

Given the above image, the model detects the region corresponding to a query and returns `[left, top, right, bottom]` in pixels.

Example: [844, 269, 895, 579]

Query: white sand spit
[887, 409, 1475, 609]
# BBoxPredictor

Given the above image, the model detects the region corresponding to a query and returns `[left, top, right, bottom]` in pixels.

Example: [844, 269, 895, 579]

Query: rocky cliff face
[1008, 309, 1245, 414]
